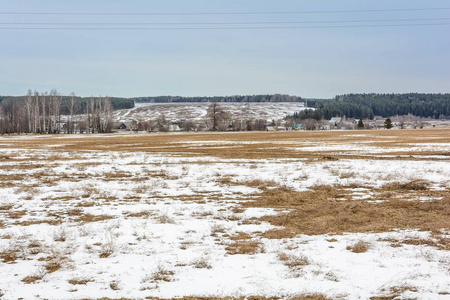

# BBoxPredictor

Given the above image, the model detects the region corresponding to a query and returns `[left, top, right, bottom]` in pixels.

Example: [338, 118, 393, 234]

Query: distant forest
[296, 93, 450, 120]
[133, 94, 302, 103]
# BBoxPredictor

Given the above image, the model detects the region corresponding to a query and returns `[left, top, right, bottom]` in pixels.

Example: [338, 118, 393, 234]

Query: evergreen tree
[384, 117, 393, 129]
[357, 118, 364, 129]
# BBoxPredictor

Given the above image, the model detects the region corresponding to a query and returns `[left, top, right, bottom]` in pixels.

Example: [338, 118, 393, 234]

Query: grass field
[0, 129, 449, 299]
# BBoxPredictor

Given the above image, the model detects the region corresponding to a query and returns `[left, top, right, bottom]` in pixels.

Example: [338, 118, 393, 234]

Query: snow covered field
[115, 102, 306, 122]
[0, 129, 449, 299]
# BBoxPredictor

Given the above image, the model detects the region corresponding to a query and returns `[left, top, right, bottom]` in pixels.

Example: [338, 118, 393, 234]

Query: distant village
[108, 113, 444, 134]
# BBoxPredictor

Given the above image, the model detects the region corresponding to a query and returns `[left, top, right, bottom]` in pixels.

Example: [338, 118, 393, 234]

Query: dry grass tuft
[261, 228, 297, 239]
[110, 280, 121, 290]
[225, 233, 264, 255]
[278, 252, 310, 269]
[210, 224, 226, 236]
[76, 201, 96, 207]
[157, 213, 175, 224]
[76, 214, 114, 223]
[382, 179, 430, 191]
[0, 250, 18, 263]
[125, 210, 155, 218]
[68, 278, 93, 285]
[192, 256, 212, 269]
[242, 179, 278, 190]
[371, 285, 419, 300]
[150, 265, 175, 282]
[379, 236, 450, 250]
[8, 210, 27, 219]
[347, 240, 371, 253]
[21, 275, 43, 284]
[290, 295, 331, 300]
[99, 238, 116, 258]
[45, 260, 62, 273]
[0, 203, 13, 210]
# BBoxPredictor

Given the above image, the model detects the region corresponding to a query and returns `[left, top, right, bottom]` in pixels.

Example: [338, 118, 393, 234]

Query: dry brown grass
[225, 232, 264, 255]
[2, 129, 449, 160]
[22, 275, 43, 284]
[14, 219, 62, 226]
[241, 179, 278, 190]
[149, 265, 175, 282]
[278, 252, 310, 268]
[244, 186, 450, 236]
[76, 214, 114, 223]
[371, 285, 419, 300]
[76, 201, 96, 207]
[103, 171, 133, 180]
[261, 228, 297, 239]
[69, 278, 93, 285]
[8, 210, 26, 219]
[381, 179, 430, 191]
[379, 236, 450, 250]
[347, 240, 371, 253]
[44, 260, 62, 273]
[124, 210, 155, 218]
[0, 203, 13, 210]
[0, 250, 18, 263]
[87, 296, 329, 300]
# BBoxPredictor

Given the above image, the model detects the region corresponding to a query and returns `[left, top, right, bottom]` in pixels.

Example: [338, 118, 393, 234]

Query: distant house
[329, 117, 342, 125]
[112, 121, 140, 131]
[329, 117, 343, 129]
[266, 126, 276, 132]
[168, 124, 181, 132]
[293, 124, 303, 130]
[150, 122, 166, 132]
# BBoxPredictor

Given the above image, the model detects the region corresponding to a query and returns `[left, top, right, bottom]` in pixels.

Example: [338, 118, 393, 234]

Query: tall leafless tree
[66, 92, 79, 133]
[206, 101, 223, 131]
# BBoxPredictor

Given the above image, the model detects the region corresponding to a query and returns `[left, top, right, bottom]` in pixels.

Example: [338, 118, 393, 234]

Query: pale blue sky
[1, 0, 449, 98]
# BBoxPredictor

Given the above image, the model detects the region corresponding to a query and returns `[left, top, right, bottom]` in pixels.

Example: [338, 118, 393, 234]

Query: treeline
[134, 94, 302, 103]
[0, 95, 134, 113]
[0, 90, 133, 134]
[305, 93, 450, 120]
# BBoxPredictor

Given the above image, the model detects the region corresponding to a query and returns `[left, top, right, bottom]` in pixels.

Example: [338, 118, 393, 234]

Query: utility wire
[0, 8, 449, 15]
[2, 17, 450, 25]
[1, 23, 449, 30]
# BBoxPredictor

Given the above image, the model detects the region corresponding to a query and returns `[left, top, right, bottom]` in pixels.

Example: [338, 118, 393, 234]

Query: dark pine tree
[384, 117, 393, 129]
[358, 118, 364, 129]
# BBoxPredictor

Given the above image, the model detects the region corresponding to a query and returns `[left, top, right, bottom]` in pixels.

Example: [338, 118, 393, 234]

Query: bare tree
[89, 96, 113, 133]
[0, 106, 6, 134]
[39, 92, 48, 133]
[33, 91, 40, 133]
[156, 114, 169, 132]
[206, 102, 222, 131]
[24, 90, 33, 133]
[66, 92, 79, 134]
[86, 97, 95, 133]
[304, 119, 318, 130]
[48, 89, 61, 133]
[181, 119, 196, 131]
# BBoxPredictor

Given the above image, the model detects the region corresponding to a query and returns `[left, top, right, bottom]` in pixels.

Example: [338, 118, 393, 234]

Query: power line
[1, 23, 449, 30]
[0, 8, 449, 15]
[2, 17, 450, 26]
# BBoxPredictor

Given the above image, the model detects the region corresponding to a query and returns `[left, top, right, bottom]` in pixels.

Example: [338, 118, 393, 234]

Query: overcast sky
[1, 0, 449, 98]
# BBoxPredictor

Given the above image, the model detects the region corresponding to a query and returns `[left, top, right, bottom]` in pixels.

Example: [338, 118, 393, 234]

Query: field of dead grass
[2, 128, 449, 160]
[0, 129, 449, 299]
